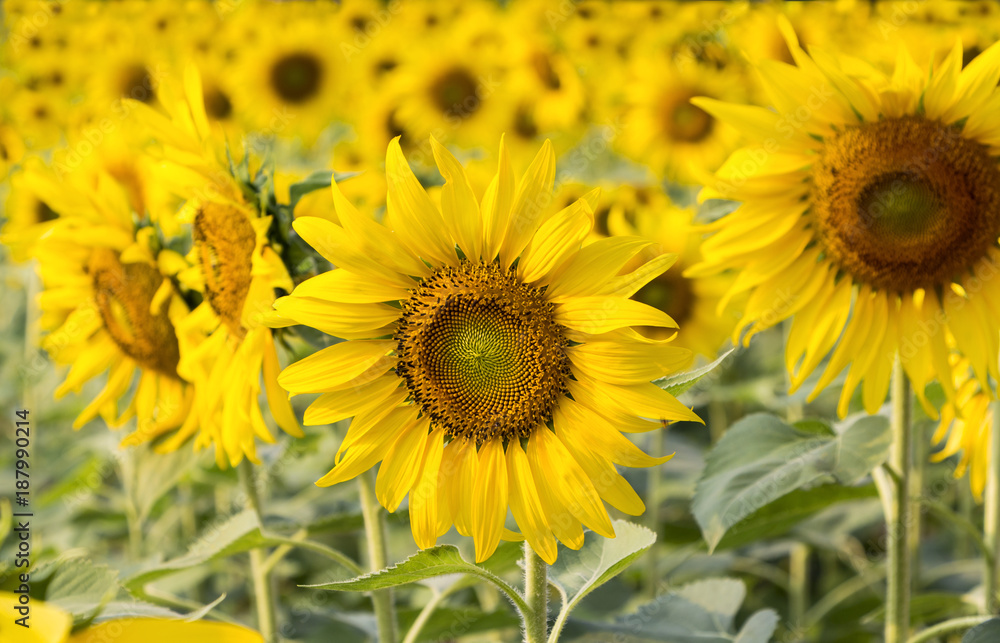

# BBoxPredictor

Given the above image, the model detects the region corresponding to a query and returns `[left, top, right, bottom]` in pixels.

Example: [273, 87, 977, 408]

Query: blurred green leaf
[549, 521, 656, 623]
[964, 618, 1000, 642]
[43, 558, 120, 622]
[304, 544, 529, 614]
[122, 444, 201, 523]
[564, 578, 778, 643]
[692, 413, 890, 551]
[654, 349, 733, 397]
[716, 484, 878, 551]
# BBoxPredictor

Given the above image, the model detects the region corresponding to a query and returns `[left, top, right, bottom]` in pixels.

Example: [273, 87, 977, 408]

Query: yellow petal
[67, 619, 264, 643]
[500, 140, 556, 268]
[273, 296, 398, 338]
[262, 331, 303, 437]
[431, 136, 483, 259]
[385, 137, 457, 266]
[528, 428, 614, 538]
[292, 269, 410, 304]
[480, 136, 515, 262]
[567, 342, 691, 384]
[472, 438, 508, 562]
[505, 441, 558, 564]
[279, 340, 396, 395]
[0, 591, 71, 643]
[377, 417, 432, 512]
[410, 428, 447, 549]
[518, 199, 592, 284]
[304, 374, 402, 425]
[316, 405, 419, 487]
[555, 297, 677, 335]
[292, 217, 414, 288]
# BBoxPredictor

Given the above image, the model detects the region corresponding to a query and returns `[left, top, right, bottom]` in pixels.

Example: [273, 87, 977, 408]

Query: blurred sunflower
[25, 165, 197, 446]
[130, 66, 303, 467]
[621, 56, 744, 183]
[688, 24, 1000, 418]
[601, 186, 738, 360]
[236, 16, 341, 143]
[0, 590, 263, 643]
[386, 24, 510, 152]
[932, 356, 992, 500]
[1, 166, 58, 262]
[271, 136, 698, 563]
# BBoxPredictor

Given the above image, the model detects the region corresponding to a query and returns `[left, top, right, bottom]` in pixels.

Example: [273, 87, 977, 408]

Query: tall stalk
[359, 470, 397, 643]
[885, 358, 912, 643]
[239, 462, 277, 643]
[523, 542, 548, 643]
[984, 401, 1000, 613]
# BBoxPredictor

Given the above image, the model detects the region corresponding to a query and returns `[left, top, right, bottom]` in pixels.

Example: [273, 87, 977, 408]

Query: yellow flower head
[689, 21, 1000, 418]
[131, 65, 303, 468]
[272, 136, 699, 563]
[25, 164, 197, 447]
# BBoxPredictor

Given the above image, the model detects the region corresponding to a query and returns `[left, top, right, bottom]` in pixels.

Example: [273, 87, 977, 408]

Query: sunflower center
[663, 92, 713, 143]
[270, 53, 323, 103]
[203, 86, 233, 119]
[119, 64, 155, 103]
[193, 203, 256, 336]
[430, 68, 479, 118]
[395, 261, 570, 444]
[636, 270, 694, 328]
[90, 249, 180, 376]
[813, 116, 1000, 292]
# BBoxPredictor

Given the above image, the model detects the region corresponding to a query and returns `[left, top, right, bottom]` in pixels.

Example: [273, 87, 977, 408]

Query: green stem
[239, 462, 277, 643]
[402, 590, 446, 643]
[906, 616, 993, 643]
[985, 400, 1000, 613]
[359, 470, 397, 643]
[803, 567, 886, 628]
[885, 358, 912, 643]
[910, 420, 925, 590]
[645, 427, 665, 597]
[523, 542, 548, 643]
[789, 543, 809, 627]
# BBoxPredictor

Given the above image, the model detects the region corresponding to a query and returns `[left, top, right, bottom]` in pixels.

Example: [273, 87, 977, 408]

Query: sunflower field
[10, 1, 1000, 642]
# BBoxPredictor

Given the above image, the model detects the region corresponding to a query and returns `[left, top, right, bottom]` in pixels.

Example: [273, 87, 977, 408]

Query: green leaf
[304, 544, 530, 615]
[734, 610, 781, 643]
[716, 484, 878, 551]
[654, 349, 733, 397]
[124, 509, 363, 591]
[43, 558, 120, 621]
[122, 443, 202, 523]
[964, 619, 1000, 642]
[692, 413, 890, 551]
[288, 170, 358, 209]
[565, 578, 777, 643]
[549, 520, 656, 619]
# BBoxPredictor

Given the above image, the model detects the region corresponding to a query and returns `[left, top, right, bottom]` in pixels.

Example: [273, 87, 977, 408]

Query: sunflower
[271, 136, 698, 563]
[687, 23, 1000, 418]
[130, 66, 303, 467]
[932, 355, 992, 500]
[600, 186, 738, 360]
[0, 590, 264, 643]
[1, 165, 59, 262]
[24, 164, 197, 447]
[235, 12, 342, 145]
[620, 54, 745, 184]
[383, 16, 512, 155]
